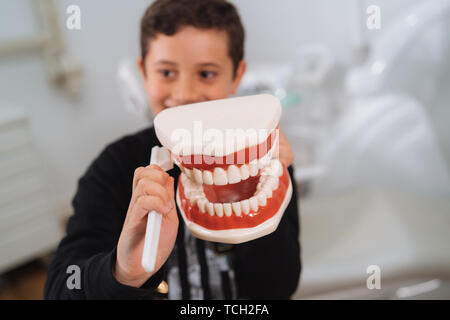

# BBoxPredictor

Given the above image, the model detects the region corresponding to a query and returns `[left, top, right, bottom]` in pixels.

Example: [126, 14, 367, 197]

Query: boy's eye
[200, 71, 216, 79]
[159, 69, 176, 78]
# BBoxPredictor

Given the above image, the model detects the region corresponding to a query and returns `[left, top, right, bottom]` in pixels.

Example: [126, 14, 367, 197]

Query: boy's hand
[114, 165, 178, 288]
[277, 127, 295, 168]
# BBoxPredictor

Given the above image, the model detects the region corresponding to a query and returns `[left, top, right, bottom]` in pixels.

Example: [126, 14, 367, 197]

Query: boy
[44, 0, 301, 299]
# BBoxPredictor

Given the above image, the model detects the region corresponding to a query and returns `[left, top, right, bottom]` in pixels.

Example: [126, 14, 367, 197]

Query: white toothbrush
[141, 145, 173, 273]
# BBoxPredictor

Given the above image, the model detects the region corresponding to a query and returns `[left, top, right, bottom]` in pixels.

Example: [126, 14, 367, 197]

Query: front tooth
[249, 160, 259, 176]
[227, 165, 241, 184]
[197, 199, 207, 213]
[193, 168, 203, 184]
[213, 167, 228, 185]
[240, 164, 250, 180]
[256, 192, 267, 206]
[232, 202, 242, 216]
[214, 203, 223, 217]
[223, 203, 232, 217]
[203, 170, 214, 185]
[240, 199, 250, 215]
[206, 202, 214, 216]
[249, 197, 258, 212]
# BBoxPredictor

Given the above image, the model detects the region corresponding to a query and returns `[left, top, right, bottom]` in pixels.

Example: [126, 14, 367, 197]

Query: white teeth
[181, 158, 283, 188]
[266, 176, 279, 190]
[214, 203, 223, 217]
[180, 172, 188, 185]
[240, 164, 250, 180]
[261, 159, 283, 177]
[258, 174, 269, 186]
[197, 199, 207, 213]
[223, 203, 232, 217]
[240, 199, 250, 215]
[271, 159, 283, 176]
[184, 168, 193, 179]
[256, 192, 267, 206]
[181, 157, 283, 218]
[189, 191, 204, 205]
[213, 167, 228, 185]
[193, 168, 203, 184]
[232, 202, 242, 216]
[203, 170, 214, 185]
[206, 202, 214, 216]
[262, 185, 273, 198]
[249, 197, 258, 212]
[227, 165, 241, 184]
[258, 151, 271, 169]
[249, 160, 259, 176]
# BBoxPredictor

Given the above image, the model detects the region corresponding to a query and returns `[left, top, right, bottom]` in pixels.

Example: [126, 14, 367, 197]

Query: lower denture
[178, 162, 290, 230]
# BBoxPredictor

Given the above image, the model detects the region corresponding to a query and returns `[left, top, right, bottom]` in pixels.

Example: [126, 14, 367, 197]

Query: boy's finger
[134, 180, 171, 206]
[133, 195, 173, 221]
[133, 166, 168, 191]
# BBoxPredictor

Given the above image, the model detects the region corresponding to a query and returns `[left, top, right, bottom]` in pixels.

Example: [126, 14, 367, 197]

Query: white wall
[0, 0, 427, 214]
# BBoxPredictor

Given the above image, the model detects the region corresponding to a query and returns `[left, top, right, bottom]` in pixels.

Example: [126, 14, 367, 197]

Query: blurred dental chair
[295, 0, 450, 299]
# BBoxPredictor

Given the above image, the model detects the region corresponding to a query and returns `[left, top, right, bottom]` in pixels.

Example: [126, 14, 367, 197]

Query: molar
[189, 191, 204, 205]
[256, 192, 267, 206]
[262, 185, 273, 198]
[267, 176, 279, 190]
[258, 151, 271, 169]
[184, 168, 193, 180]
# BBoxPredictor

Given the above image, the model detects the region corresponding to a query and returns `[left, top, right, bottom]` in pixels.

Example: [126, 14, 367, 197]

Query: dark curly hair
[140, 0, 245, 77]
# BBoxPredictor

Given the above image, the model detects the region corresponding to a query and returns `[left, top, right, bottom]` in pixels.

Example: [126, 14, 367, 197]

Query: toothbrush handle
[141, 210, 162, 273]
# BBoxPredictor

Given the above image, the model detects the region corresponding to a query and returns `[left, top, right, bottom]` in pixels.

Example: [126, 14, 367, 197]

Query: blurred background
[0, 0, 449, 299]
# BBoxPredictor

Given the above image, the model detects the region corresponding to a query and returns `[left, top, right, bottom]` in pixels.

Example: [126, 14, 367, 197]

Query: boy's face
[138, 26, 246, 116]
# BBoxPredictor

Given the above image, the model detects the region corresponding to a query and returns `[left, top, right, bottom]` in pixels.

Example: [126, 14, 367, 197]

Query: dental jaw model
[154, 94, 293, 244]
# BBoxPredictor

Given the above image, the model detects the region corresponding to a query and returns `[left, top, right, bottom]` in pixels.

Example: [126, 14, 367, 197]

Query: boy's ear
[231, 60, 247, 95]
[137, 57, 146, 79]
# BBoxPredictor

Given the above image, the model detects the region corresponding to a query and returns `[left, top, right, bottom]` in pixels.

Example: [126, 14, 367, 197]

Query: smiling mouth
[154, 94, 293, 243]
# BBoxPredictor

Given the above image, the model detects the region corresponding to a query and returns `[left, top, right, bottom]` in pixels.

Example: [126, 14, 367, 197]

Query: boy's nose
[171, 77, 202, 106]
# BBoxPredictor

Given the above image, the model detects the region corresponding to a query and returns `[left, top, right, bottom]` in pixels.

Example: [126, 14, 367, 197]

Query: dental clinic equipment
[313, 0, 450, 196]
[346, 0, 450, 97]
[117, 58, 152, 121]
[153, 94, 292, 244]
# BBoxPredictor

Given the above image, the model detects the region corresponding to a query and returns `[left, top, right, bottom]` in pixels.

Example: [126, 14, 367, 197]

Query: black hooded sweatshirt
[44, 126, 301, 299]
